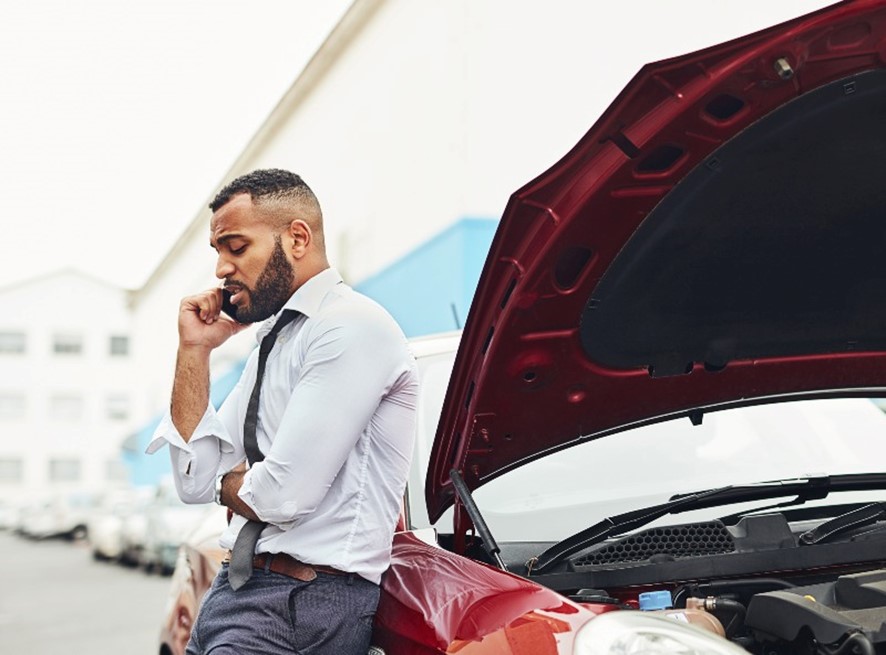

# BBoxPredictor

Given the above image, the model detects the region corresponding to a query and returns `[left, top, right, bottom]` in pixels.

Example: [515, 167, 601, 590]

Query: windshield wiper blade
[798, 502, 886, 545]
[531, 472, 886, 574]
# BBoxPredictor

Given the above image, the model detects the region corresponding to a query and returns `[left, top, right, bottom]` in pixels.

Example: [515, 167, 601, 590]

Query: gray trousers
[186, 563, 380, 654]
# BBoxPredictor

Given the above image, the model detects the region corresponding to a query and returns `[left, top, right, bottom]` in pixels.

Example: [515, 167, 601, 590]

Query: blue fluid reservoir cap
[638, 590, 673, 611]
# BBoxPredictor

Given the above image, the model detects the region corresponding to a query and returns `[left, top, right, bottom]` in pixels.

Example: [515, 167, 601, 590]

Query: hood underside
[427, 0, 886, 522]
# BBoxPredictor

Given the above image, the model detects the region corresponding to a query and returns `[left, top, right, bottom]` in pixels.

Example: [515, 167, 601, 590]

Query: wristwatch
[214, 472, 225, 506]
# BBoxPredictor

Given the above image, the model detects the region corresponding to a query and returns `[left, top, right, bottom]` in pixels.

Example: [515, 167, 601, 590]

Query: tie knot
[260, 310, 298, 354]
[270, 309, 298, 335]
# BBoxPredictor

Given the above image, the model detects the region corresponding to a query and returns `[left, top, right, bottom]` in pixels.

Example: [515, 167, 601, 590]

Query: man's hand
[219, 468, 261, 522]
[171, 289, 248, 442]
[178, 288, 248, 351]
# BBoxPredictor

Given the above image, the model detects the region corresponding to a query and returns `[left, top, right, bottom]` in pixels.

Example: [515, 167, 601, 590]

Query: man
[147, 169, 418, 654]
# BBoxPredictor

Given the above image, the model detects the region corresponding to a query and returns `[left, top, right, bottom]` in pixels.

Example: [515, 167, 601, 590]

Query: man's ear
[288, 219, 311, 258]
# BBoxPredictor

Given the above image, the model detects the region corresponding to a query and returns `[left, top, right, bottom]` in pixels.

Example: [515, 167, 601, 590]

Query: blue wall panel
[355, 218, 496, 337]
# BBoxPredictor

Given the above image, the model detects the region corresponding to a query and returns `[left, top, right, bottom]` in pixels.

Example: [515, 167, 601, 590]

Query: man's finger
[181, 290, 224, 324]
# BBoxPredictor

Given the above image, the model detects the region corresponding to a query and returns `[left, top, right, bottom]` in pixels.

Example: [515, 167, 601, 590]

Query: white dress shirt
[147, 268, 418, 583]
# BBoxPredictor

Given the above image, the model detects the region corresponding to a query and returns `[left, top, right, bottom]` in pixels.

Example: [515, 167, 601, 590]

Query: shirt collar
[255, 267, 343, 342]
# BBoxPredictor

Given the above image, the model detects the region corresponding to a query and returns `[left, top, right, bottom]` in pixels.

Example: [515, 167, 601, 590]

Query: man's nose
[216, 256, 234, 280]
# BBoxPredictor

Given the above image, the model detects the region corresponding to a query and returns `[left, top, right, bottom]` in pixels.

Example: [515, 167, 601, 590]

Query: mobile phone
[221, 289, 248, 324]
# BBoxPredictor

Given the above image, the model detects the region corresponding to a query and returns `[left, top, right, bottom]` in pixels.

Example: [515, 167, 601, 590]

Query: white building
[0, 270, 137, 504]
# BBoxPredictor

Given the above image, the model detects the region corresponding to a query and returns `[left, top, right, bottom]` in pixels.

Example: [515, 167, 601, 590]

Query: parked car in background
[88, 487, 153, 562]
[19, 490, 97, 540]
[142, 484, 215, 575]
[120, 497, 152, 567]
[0, 500, 19, 531]
[164, 3, 886, 654]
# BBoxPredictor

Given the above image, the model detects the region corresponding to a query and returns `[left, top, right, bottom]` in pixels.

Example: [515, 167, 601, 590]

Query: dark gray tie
[228, 309, 298, 590]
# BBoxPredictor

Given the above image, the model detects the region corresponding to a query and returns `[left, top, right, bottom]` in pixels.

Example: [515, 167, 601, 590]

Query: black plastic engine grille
[572, 521, 736, 568]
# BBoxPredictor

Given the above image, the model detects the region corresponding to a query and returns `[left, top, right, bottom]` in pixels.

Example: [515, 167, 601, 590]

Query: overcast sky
[0, 0, 351, 289]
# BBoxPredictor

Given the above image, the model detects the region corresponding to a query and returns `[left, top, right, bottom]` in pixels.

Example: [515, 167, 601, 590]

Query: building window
[53, 333, 83, 355]
[0, 394, 26, 420]
[49, 458, 81, 482]
[0, 458, 23, 483]
[109, 335, 129, 357]
[50, 394, 84, 421]
[106, 395, 129, 420]
[0, 332, 26, 354]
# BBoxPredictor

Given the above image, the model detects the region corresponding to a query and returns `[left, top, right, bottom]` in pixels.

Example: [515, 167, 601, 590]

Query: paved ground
[0, 530, 171, 654]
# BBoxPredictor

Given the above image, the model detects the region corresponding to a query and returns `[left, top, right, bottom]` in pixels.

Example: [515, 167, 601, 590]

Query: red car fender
[375, 531, 607, 653]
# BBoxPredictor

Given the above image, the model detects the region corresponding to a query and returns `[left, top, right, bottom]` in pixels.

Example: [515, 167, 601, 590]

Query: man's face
[210, 194, 296, 323]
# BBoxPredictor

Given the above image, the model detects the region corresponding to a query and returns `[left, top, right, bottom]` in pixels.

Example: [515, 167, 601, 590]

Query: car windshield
[412, 349, 886, 541]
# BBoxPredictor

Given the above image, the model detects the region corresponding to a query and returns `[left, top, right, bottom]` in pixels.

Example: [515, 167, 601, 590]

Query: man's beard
[229, 237, 295, 323]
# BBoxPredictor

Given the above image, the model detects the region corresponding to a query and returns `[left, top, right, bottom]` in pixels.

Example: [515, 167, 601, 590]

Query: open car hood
[427, 0, 886, 522]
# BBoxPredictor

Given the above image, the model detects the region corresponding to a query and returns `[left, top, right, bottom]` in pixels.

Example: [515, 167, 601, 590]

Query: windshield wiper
[530, 472, 886, 574]
[798, 502, 886, 545]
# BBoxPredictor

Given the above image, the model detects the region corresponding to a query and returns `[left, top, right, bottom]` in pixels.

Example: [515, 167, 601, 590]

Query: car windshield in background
[421, 396, 886, 542]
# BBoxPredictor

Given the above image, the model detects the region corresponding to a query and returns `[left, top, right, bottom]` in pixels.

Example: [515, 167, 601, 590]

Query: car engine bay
[561, 509, 886, 654]
[458, 505, 886, 654]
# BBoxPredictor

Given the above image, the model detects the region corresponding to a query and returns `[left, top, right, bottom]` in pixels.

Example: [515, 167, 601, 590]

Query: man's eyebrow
[210, 234, 241, 249]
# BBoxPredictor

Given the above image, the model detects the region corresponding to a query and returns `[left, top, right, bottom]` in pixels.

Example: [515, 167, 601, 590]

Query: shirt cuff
[144, 406, 236, 455]
[237, 466, 298, 529]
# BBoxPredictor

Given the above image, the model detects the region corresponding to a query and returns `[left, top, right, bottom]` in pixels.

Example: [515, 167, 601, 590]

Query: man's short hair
[209, 169, 321, 217]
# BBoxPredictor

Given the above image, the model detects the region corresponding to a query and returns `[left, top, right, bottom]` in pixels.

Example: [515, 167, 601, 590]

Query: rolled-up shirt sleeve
[145, 379, 247, 504]
[237, 306, 409, 526]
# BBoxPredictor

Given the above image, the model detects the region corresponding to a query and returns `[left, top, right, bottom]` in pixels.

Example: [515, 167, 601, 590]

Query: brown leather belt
[224, 551, 348, 582]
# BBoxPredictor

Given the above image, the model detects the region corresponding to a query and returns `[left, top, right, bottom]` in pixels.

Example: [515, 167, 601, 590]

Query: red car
[164, 2, 886, 653]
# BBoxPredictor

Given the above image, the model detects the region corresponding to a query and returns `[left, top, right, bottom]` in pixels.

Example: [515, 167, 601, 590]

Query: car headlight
[573, 611, 748, 655]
